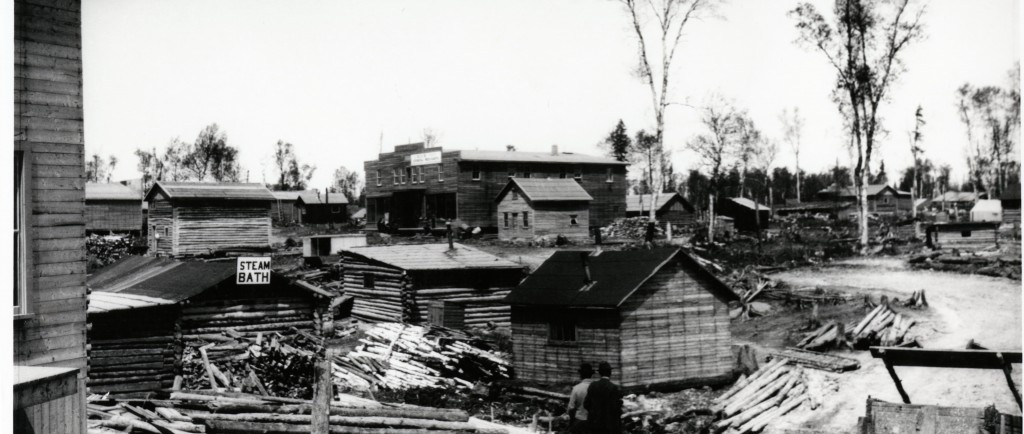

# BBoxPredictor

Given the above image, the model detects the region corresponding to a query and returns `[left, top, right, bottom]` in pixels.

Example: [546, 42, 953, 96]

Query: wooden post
[311, 348, 333, 434]
[997, 353, 1023, 409]
[709, 194, 716, 244]
[881, 354, 911, 404]
[199, 344, 219, 392]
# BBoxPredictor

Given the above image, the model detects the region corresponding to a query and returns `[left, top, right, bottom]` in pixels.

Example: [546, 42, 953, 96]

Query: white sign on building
[410, 151, 442, 166]
[236, 256, 271, 285]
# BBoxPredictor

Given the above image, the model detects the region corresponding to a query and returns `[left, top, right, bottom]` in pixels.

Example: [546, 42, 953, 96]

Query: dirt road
[766, 257, 1022, 433]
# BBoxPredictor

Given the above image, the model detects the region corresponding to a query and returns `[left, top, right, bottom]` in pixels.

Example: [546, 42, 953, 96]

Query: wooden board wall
[85, 200, 142, 232]
[172, 203, 272, 255]
[510, 307, 623, 386]
[496, 195, 590, 240]
[147, 196, 174, 255]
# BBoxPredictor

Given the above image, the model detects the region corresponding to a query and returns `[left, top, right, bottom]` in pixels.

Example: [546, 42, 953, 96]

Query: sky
[79, 0, 1020, 191]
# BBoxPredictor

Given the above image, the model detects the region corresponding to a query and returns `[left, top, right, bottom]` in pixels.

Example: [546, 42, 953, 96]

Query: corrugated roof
[457, 150, 627, 165]
[297, 192, 349, 205]
[88, 256, 237, 304]
[271, 190, 308, 201]
[86, 183, 141, 201]
[729, 197, 770, 211]
[494, 178, 593, 203]
[89, 292, 175, 313]
[145, 181, 276, 202]
[626, 193, 693, 213]
[504, 249, 737, 308]
[345, 243, 521, 271]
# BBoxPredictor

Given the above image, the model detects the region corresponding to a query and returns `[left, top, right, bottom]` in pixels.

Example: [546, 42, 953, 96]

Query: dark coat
[583, 377, 623, 434]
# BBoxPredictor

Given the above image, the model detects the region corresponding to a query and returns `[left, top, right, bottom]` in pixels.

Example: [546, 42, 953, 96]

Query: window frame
[13, 149, 32, 318]
[438, 163, 444, 182]
[331, 205, 341, 213]
[548, 318, 577, 343]
[471, 166, 481, 181]
[569, 214, 579, 226]
[605, 167, 613, 183]
[523, 169, 531, 179]
[522, 211, 529, 228]
[363, 273, 376, 288]
[503, 212, 509, 228]
[419, 166, 425, 183]
[376, 169, 381, 187]
[507, 166, 516, 178]
[392, 168, 398, 185]
[573, 167, 582, 180]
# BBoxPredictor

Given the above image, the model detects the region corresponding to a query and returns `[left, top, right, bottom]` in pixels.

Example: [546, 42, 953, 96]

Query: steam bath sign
[237, 257, 271, 284]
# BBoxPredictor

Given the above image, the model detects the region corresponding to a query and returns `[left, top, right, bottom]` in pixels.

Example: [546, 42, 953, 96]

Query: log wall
[496, 195, 590, 240]
[270, 199, 298, 225]
[172, 203, 272, 255]
[87, 306, 179, 394]
[934, 228, 999, 251]
[510, 307, 623, 386]
[86, 199, 142, 233]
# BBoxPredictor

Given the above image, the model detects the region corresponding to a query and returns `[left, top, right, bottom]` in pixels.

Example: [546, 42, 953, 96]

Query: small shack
[270, 190, 306, 225]
[494, 178, 592, 241]
[145, 182, 275, 256]
[926, 222, 1000, 251]
[773, 201, 852, 219]
[339, 243, 524, 328]
[718, 198, 771, 232]
[296, 191, 350, 225]
[816, 184, 913, 215]
[86, 183, 143, 234]
[1001, 184, 1020, 227]
[86, 256, 326, 394]
[626, 193, 695, 226]
[302, 233, 368, 257]
[504, 248, 738, 390]
[970, 199, 1002, 223]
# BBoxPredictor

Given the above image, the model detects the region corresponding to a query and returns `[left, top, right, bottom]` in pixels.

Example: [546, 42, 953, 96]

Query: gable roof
[86, 183, 141, 201]
[626, 193, 694, 213]
[494, 178, 593, 203]
[296, 192, 349, 205]
[87, 256, 238, 310]
[504, 248, 738, 308]
[728, 197, 770, 211]
[145, 181, 275, 202]
[457, 150, 627, 165]
[818, 184, 910, 198]
[344, 243, 521, 271]
[271, 190, 308, 201]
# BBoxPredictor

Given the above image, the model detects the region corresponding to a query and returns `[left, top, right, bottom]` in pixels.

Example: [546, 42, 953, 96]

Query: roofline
[144, 181, 276, 202]
[613, 248, 682, 308]
[493, 178, 594, 204]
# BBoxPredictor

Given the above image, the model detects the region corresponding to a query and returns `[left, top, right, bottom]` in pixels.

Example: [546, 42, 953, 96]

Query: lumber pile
[711, 358, 814, 433]
[85, 388, 505, 434]
[332, 323, 512, 391]
[600, 217, 664, 240]
[850, 304, 916, 348]
[901, 290, 928, 309]
[795, 320, 854, 351]
[909, 252, 1022, 280]
[766, 348, 860, 372]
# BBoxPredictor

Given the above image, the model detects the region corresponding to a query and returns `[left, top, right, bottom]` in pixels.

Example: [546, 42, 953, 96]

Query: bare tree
[686, 98, 738, 190]
[422, 128, 442, 148]
[184, 124, 241, 182]
[621, 0, 719, 221]
[331, 167, 363, 204]
[733, 112, 763, 198]
[779, 107, 805, 202]
[908, 105, 925, 216]
[273, 140, 316, 191]
[791, 0, 926, 252]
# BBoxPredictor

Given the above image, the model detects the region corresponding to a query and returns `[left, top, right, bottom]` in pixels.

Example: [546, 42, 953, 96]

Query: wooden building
[339, 243, 524, 328]
[926, 191, 987, 212]
[145, 181, 275, 256]
[363, 143, 628, 231]
[270, 190, 305, 225]
[505, 249, 738, 389]
[970, 199, 1002, 223]
[816, 184, 913, 216]
[86, 256, 326, 394]
[303, 233, 368, 257]
[295, 191, 350, 225]
[718, 198, 771, 232]
[1001, 184, 1020, 227]
[14, 0, 89, 432]
[925, 222, 1000, 251]
[85, 182, 143, 234]
[626, 193, 695, 226]
[773, 200, 853, 219]
[494, 178, 592, 241]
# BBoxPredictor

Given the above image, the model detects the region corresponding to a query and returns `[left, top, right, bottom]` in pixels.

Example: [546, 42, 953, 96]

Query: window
[883, 197, 890, 204]
[605, 168, 613, 183]
[503, 212, 509, 228]
[961, 231, 972, 237]
[549, 318, 576, 342]
[438, 164, 444, 182]
[559, 169, 567, 179]
[512, 190, 519, 200]
[570, 215, 579, 226]
[164, 227, 170, 237]
[472, 166, 481, 181]
[573, 167, 582, 180]
[401, 167, 408, 184]
[523, 211, 529, 228]
[376, 170, 382, 187]
[393, 168, 398, 185]
[523, 169, 531, 179]
[419, 166, 425, 183]
[14, 151, 27, 315]
[364, 273, 375, 288]
[507, 166, 516, 178]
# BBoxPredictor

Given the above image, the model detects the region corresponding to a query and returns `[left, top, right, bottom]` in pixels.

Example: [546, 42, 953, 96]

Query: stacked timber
[766, 348, 860, 372]
[711, 358, 813, 433]
[88, 336, 177, 394]
[181, 297, 315, 339]
[333, 323, 512, 391]
[850, 304, 915, 348]
[341, 261, 411, 323]
[412, 288, 512, 329]
[795, 320, 855, 351]
[182, 329, 322, 398]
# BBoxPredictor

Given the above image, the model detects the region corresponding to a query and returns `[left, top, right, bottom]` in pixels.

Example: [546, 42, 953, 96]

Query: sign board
[237, 257, 271, 285]
[410, 151, 442, 166]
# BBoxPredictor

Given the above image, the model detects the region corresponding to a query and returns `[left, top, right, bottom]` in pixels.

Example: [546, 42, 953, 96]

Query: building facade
[145, 182, 274, 256]
[85, 183, 144, 234]
[494, 178, 592, 241]
[363, 143, 628, 231]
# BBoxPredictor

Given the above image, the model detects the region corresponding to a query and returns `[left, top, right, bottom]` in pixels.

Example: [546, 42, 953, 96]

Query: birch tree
[780, 107, 805, 202]
[908, 105, 925, 216]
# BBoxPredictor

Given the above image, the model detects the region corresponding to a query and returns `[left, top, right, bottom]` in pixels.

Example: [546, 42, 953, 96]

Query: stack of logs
[86, 389, 508, 433]
[88, 335, 178, 394]
[796, 304, 917, 351]
[332, 322, 513, 391]
[181, 297, 316, 339]
[711, 358, 814, 433]
[340, 261, 412, 323]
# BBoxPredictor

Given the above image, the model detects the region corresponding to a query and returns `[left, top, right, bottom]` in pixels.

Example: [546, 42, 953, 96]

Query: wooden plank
[871, 347, 1023, 369]
[14, 2, 81, 26]
[34, 249, 84, 265]
[34, 226, 84, 240]
[32, 163, 84, 178]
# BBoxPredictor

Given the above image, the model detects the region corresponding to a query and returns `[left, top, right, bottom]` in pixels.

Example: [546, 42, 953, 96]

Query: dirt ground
[762, 257, 1022, 433]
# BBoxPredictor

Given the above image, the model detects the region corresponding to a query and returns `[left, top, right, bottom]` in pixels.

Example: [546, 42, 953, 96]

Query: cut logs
[711, 358, 812, 433]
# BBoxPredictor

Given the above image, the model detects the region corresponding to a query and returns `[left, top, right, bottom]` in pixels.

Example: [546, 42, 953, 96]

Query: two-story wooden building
[363, 143, 628, 231]
[14, 0, 89, 431]
[494, 178, 593, 241]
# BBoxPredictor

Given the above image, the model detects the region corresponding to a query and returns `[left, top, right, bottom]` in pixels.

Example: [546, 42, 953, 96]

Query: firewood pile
[909, 252, 1021, 280]
[796, 303, 917, 351]
[711, 358, 815, 433]
[85, 388, 508, 434]
[333, 322, 513, 391]
[88, 336, 177, 394]
[600, 217, 664, 240]
[87, 234, 141, 271]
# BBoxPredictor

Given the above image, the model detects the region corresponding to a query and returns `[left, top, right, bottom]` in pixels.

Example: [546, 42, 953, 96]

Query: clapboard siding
[173, 205, 271, 255]
[147, 196, 174, 255]
[511, 307, 623, 386]
[496, 194, 590, 240]
[86, 200, 142, 233]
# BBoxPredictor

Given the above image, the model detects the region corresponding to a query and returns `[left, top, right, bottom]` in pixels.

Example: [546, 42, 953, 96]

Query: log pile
[850, 304, 916, 348]
[909, 252, 1021, 280]
[86, 388, 506, 434]
[711, 358, 814, 433]
[766, 347, 860, 372]
[332, 323, 512, 391]
[795, 320, 854, 351]
[600, 217, 664, 240]
[181, 298, 316, 339]
[87, 234, 142, 271]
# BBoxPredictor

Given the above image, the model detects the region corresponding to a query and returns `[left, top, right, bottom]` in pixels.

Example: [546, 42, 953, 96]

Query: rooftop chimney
[551, 145, 558, 156]
[580, 251, 592, 284]
[446, 220, 454, 250]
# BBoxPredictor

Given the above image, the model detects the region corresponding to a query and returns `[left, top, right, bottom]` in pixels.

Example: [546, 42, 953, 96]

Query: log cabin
[925, 222, 1000, 251]
[626, 193, 696, 226]
[363, 143, 628, 232]
[717, 198, 771, 232]
[494, 178, 592, 241]
[295, 191, 349, 225]
[339, 243, 525, 328]
[85, 182, 143, 234]
[145, 181, 275, 256]
[1001, 184, 1020, 228]
[14, 0, 89, 431]
[504, 248, 739, 390]
[86, 256, 328, 394]
[270, 190, 305, 225]
[816, 184, 913, 216]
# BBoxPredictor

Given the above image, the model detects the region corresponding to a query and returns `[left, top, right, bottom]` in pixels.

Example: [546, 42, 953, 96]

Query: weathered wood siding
[15, 381, 85, 434]
[88, 306, 178, 394]
[934, 228, 999, 251]
[661, 201, 696, 226]
[14, 0, 88, 430]
[510, 307, 623, 386]
[298, 203, 349, 225]
[270, 199, 298, 225]
[147, 195, 174, 255]
[618, 261, 732, 389]
[496, 194, 590, 240]
[172, 202, 272, 255]
[85, 199, 142, 233]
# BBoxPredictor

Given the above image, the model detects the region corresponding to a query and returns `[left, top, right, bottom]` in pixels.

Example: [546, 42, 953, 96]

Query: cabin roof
[728, 197, 771, 211]
[145, 181, 276, 202]
[351, 208, 366, 219]
[931, 191, 985, 203]
[344, 243, 521, 271]
[971, 199, 1002, 213]
[86, 183, 141, 201]
[457, 150, 628, 165]
[494, 178, 593, 203]
[87, 256, 238, 311]
[505, 248, 738, 308]
[296, 192, 349, 205]
[271, 190, 307, 201]
[774, 201, 850, 213]
[626, 193, 694, 213]
[818, 184, 910, 198]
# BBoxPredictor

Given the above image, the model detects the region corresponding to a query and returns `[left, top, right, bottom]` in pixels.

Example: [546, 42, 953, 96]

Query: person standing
[583, 362, 623, 434]
[566, 363, 595, 433]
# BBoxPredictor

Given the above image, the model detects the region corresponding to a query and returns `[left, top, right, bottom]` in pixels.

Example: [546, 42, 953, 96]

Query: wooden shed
[145, 182, 275, 256]
[296, 191, 350, 225]
[504, 249, 738, 390]
[303, 233, 368, 257]
[626, 193, 695, 226]
[86, 182, 143, 234]
[270, 190, 305, 225]
[339, 243, 525, 328]
[970, 199, 1002, 223]
[718, 198, 771, 232]
[86, 256, 326, 394]
[494, 178, 592, 241]
[926, 222, 1000, 251]
[1002, 184, 1020, 227]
